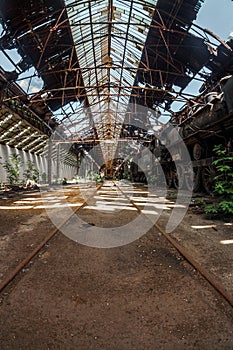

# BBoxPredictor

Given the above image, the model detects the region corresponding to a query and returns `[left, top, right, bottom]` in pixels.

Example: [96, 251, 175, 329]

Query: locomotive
[158, 75, 233, 194]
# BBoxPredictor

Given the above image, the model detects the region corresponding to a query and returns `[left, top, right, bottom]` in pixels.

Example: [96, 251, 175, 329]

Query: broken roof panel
[131, 0, 208, 108]
[0, 0, 87, 111]
[64, 0, 156, 139]
[2, 0, 228, 147]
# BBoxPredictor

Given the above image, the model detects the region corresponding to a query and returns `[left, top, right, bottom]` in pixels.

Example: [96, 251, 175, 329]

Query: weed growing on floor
[23, 160, 39, 183]
[205, 145, 233, 217]
[2, 153, 22, 185]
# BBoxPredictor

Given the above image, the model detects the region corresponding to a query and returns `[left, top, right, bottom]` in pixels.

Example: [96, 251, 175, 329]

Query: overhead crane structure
[0, 0, 232, 183]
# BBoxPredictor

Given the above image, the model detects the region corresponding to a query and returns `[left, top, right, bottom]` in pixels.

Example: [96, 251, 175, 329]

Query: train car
[159, 75, 233, 194]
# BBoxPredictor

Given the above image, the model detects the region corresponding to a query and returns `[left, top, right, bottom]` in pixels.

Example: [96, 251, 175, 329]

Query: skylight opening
[17, 68, 44, 95]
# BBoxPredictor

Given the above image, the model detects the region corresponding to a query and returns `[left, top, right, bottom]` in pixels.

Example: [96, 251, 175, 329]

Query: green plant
[122, 172, 129, 180]
[205, 145, 233, 216]
[41, 172, 47, 183]
[93, 172, 103, 183]
[193, 197, 205, 206]
[3, 153, 21, 185]
[62, 177, 68, 185]
[205, 201, 233, 215]
[148, 174, 157, 186]
[23, 161, 39, 183]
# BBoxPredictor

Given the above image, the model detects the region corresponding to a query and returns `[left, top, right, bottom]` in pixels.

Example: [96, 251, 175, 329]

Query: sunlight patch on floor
[220, 239, 233, 245]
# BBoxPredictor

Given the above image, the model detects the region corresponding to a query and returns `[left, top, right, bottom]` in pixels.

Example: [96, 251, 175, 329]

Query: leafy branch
[205, 145, 233, 216]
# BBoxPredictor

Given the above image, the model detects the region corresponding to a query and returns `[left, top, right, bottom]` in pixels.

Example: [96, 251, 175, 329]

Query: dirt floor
[0, 183, 232, 349]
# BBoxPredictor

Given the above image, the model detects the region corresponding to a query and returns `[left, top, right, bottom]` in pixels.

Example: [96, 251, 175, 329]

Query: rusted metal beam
[36, 7, 66, 70]
[117, 0, 134, 100]
[16, 65, 199, 79]
[194, 23, 233, 52]
[87, 0, 100, 101]
[107, 0, 113, 113]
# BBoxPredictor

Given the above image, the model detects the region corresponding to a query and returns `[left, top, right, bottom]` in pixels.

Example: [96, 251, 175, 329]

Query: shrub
[93, 172, 103, 183]
[205, 145, 233, 217]
[3, 153, 21, 185]
[23, 161, 39, 183]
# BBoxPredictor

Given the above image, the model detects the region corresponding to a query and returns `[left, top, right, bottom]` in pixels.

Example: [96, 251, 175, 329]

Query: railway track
[116, 182, 233, 308]
[0, 183, 102, 292]
[0, 181, 232, 309]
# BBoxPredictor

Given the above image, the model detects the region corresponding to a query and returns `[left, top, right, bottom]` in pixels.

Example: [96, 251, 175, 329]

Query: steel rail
[115, 183, 233, 308]
[1, 182, 232, 309]
[0, 184, 102, 293]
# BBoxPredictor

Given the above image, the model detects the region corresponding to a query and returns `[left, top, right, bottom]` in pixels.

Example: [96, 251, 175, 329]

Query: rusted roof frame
[131, 0, 208, 111]
[1, 0, 228, 150]
[0, 0, 90, 111]
[0, 0, 208, 125]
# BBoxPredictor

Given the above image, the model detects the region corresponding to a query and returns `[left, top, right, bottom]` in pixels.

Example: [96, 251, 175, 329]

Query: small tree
[3, 153, 21, 185]
[23, 160, 39, 183]
[41, 172, 47, 183]
[205, 145, 233, 216]
[93, 172, 103, 183]
[148, 174, 157, 186]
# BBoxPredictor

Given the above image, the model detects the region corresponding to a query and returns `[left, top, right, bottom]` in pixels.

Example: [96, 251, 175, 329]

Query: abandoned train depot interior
[0, 0, 232, 349]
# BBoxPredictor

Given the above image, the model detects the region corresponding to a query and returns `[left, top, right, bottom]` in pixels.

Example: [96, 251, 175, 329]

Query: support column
[47, 138, 52, 186]
[56, 143, 60, 183]
[77, 152, 80, 176]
